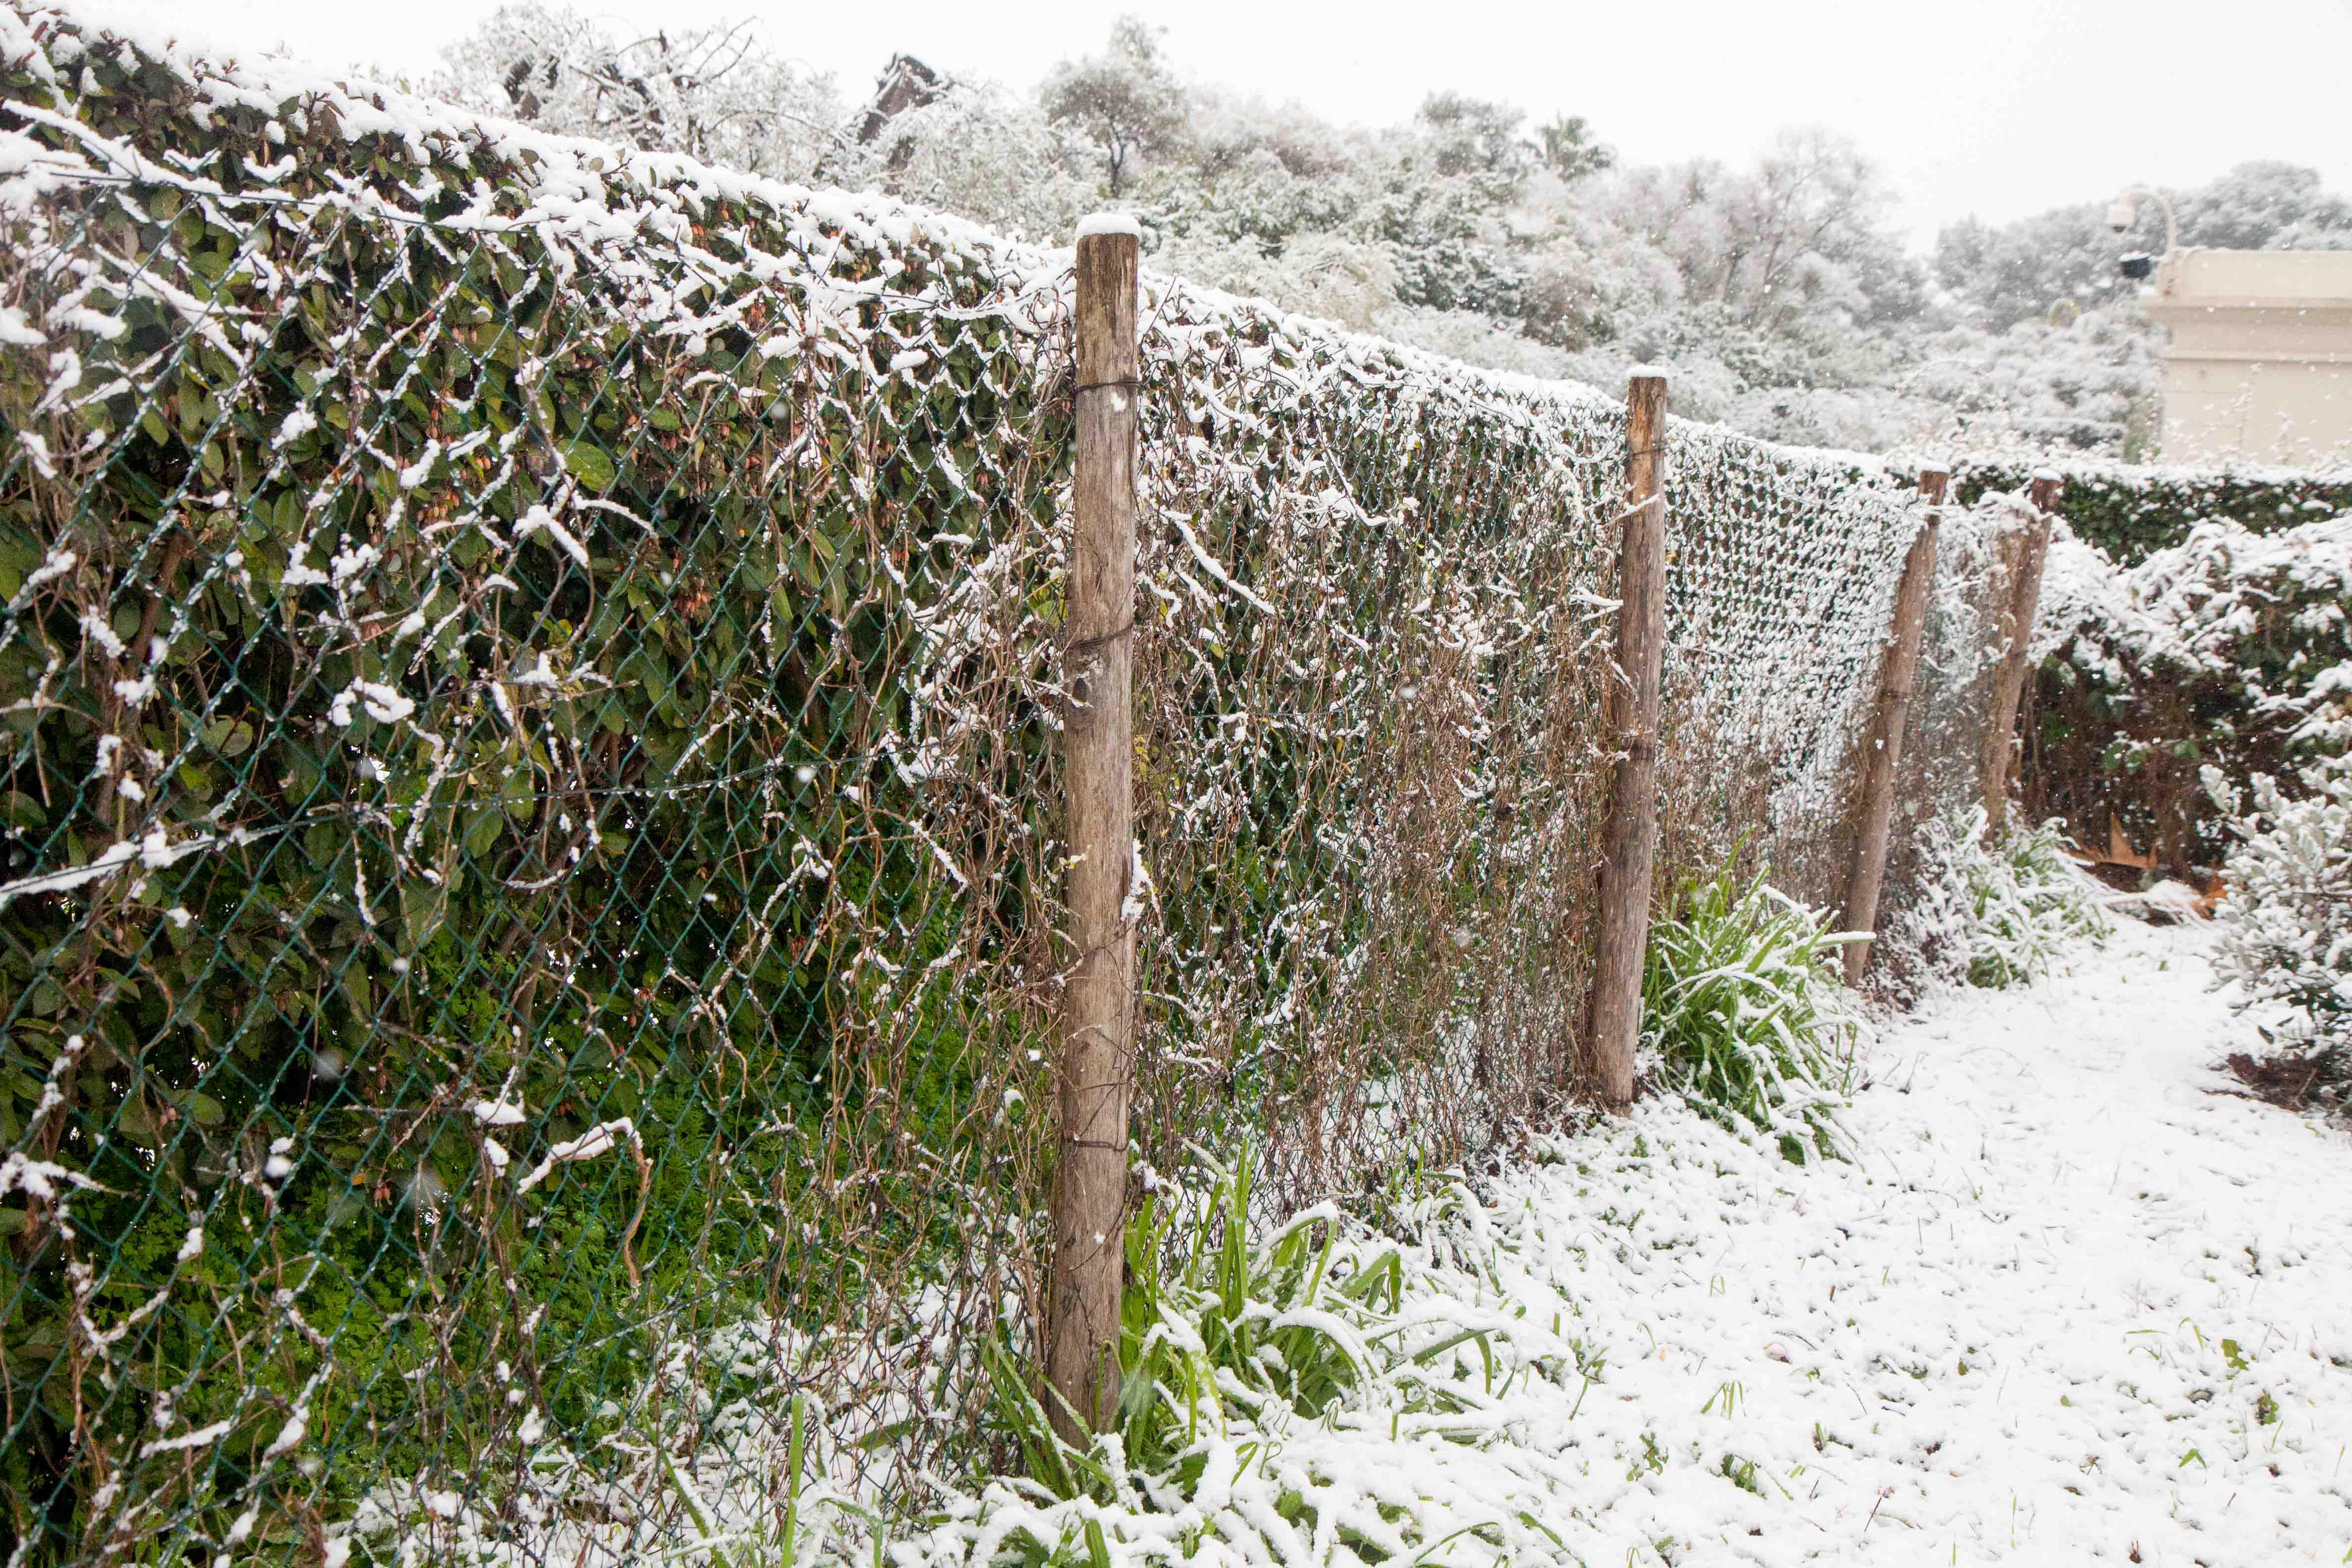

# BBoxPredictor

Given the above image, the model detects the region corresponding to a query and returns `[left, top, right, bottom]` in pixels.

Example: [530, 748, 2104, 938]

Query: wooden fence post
[1840, 468, 1946, 986]
[1977, 475, 2058, 836]
[1585, 372, 1668, 1112]
[1046, 217, 1139, 1443]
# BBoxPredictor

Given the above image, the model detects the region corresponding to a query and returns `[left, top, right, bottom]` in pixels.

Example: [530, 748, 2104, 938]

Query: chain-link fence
[2, 14, 2010, 1566]
[1860, 485, 2062, 1003]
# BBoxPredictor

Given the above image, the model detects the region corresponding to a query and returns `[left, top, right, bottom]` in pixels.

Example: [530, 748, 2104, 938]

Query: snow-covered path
[1494, 919, 2352, 1564]
[912, 921, 2352, 1568]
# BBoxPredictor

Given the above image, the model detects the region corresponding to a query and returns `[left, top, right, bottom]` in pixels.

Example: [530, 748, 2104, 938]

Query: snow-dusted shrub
[424, 1, 845, 182]
[2030, 511, 2352, 868]
[1957, 815, 2113, 988]
[1888, 810, 2110, 992]
[1639, 864, 1859, 1163]
[1954, 458, 2352, 565]
[1156, 229, 1402, 332]
[2203, 760, 2352, 1110]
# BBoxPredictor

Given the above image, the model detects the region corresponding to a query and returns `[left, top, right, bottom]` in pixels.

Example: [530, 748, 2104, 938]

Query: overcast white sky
[157, 0, 2352, 251]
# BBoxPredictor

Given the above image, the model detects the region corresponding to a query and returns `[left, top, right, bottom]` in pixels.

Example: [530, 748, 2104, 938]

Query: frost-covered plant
[428, 3, 846, 180]
[844, 76, 1102, 242]
[2203, 760, 2352, 1111]
[1959, 810, 2109, 988]
[986, 1153, 1403, 1506]
[1639, 863, 1860, 1163]
[1154, 230, 1402, 332]
[1885, 810, 2110, 992]
[2031, 511, 2352, 867]
[345, 1375, 891, 1568]
[931, 1154, 1604, 1568]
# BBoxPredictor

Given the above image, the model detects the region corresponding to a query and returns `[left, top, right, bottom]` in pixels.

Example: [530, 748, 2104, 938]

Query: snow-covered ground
[1484, 918, 2352, 1565]
[919, 920, 2352, 1568]
[375, 922, 2352, 1567]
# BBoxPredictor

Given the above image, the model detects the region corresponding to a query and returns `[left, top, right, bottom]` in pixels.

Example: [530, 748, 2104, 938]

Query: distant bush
[1952, 460, 2352, 565]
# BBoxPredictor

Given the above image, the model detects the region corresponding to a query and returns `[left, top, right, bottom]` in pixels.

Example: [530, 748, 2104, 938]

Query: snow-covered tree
[428, 3, 843, 181]
[1038, 16, 1189, 198]
[1156, 230, 1400, 331]
[2173, 161, 2352, 251]
[844, 76, 1098, 242]
[1532, 114, 1613, 184]
[1174, 89, 1377, 246]
[420, 11, 2350, 465]
[1896, 304, 2164, 458]
[1591, 130, 1920, 338]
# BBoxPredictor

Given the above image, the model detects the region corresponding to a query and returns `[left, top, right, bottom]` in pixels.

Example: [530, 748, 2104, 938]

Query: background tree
[1935, 161, 2352, 332]
[1595, 130, 1917, 336]
[1037, 16, 1189, 198]
[840, 75, 1099, 240]
[428, 2, 843, 181]
[424, 9, 2352, 465]
[1533, 115, 1614, 184]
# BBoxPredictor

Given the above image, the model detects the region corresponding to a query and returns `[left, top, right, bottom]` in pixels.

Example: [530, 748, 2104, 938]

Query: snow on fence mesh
[0, 11, 1994, 1564]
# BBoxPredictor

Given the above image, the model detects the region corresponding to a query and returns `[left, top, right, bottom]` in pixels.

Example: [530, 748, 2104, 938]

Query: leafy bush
[2027, 511, 2352, 871]
[2203, 760, 2352, 1112]
[0, 18, 1071, 1551]
[1951, 459, 2352, 565]
[1638, 863, 1860, 1163]
[1959, 817, 2113, 987]
[1892, 810, 2110, 992]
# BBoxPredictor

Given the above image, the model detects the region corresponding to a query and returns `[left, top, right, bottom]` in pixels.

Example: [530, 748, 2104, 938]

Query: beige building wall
[2141, 249, 2352, 466]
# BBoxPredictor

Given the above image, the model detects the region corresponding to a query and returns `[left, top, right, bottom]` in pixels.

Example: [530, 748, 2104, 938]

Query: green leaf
[464, 806, 504, 856]
[200, 717, 255, 758]
[114, 1092, 159, 1149]
[562, 440, 616, 491]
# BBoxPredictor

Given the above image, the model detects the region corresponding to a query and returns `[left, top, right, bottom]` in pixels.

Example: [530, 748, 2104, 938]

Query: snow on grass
[360, 923, 2352, 1566]
[1449, 917, 2352, 1565]
[914, 921, 2350, 1567]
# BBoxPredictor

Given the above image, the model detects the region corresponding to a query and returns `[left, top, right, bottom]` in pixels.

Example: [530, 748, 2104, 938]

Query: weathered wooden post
[1045, 215, 1139, 1442]
[1977, 474, 2058, 837]
[1840, 468, 1946, 986]
[1585, 371, 1668, 1112]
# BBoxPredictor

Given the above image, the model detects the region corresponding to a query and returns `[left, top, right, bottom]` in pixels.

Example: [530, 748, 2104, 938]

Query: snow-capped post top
[1625, 363, 1673, 384]
[1076, 211, 1143, 242]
